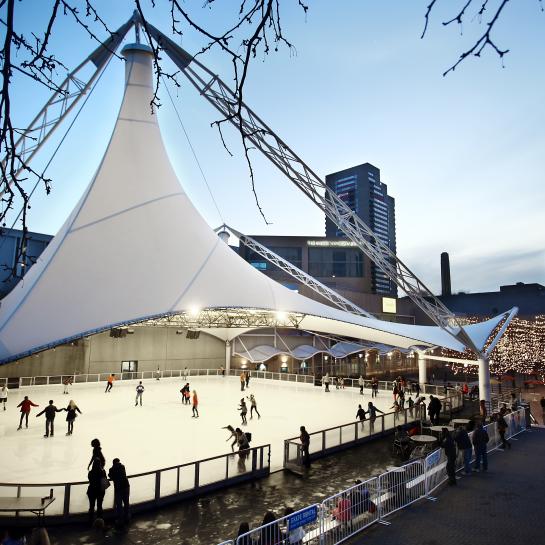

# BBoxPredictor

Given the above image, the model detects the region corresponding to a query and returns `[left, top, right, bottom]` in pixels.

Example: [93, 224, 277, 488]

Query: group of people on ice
[13, 395, 83, 436]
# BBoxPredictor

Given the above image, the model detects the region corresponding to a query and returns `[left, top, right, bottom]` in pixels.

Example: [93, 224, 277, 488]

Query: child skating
[191, 390, 199, 417]
[238, 398, 248, 425]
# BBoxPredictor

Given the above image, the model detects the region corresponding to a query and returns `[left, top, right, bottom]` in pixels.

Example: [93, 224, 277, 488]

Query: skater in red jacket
[17, 396, 39, 430]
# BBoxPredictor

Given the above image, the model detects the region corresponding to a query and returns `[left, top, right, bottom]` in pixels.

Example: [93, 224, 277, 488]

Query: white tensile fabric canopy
[0, 44, 512, 364]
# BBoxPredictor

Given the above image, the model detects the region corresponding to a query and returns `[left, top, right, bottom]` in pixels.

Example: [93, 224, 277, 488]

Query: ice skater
[105, 374, 116, 393]
[155, 367, 161, 380]
[191, 390, 199, 417]
[64, 399, 82, 435]
[88, 438, 106, 470]
[323, 373, 331, 392]
[182, 366, 189, 380]
[36, 400, 63, 437]
[367, 401, 384, 433]
[356, 404, 366, 430]
[408, 396, 414, 417]
[0, 385, 8, 410]
[245, 371, 251, 389]
[358, 375, 364, 395]
[371, 377, 378, 398]
[238, 398, 248, 425]
[222, 424, 238, 451]
[17, 396, 38, 430]
[248, 394, 261, 419]
[240, 372, 246, 392]
[389, 400, 402, 422]
[180, 383, 190, 404]
[135, 381, 144, 406]
[63, 376, 73, 394]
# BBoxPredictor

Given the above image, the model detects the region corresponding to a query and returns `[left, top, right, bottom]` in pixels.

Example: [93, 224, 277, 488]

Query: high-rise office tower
[325, 163, 397, 296]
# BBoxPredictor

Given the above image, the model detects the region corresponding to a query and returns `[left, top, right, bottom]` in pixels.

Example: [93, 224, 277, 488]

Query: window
[335, 175, 358, 213]
[269, 247, 302, 268]
[250, 261, 268, 270]
[121, 361, 138, 372]
[308, 248, 364, 277]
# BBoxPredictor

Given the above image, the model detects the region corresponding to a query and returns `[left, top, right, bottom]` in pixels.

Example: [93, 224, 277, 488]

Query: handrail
[0, 444, 271, 521]
[223, 407, 528, 545]
[0, 368, 316, 389]
[0, 445, 270, 487]
[284, 389, 463, 443]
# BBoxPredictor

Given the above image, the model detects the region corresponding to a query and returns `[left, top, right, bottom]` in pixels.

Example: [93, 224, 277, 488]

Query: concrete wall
[0, 328, 226, 379]
[0, 342, 85, 378]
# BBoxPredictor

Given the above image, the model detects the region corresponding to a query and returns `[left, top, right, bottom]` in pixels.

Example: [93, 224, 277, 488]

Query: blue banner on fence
[426, 449, 441, 467]
[287, 505, 318, 532]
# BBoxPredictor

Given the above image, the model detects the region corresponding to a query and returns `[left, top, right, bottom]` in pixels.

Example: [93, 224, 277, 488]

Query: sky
[3, 0, 545, 295]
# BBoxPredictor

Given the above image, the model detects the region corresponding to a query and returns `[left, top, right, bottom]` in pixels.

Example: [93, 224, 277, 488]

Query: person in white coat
[0, 385, 7, 410]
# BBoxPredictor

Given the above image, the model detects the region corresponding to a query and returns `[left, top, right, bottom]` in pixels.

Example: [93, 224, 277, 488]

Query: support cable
[161, 74, 225, 225]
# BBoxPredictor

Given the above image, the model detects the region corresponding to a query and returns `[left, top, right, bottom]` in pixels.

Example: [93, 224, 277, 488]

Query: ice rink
[0, 376, 398, 483]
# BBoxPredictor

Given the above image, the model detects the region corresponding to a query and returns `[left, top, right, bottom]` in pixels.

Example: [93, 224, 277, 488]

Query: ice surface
[0, 376, 401, 484]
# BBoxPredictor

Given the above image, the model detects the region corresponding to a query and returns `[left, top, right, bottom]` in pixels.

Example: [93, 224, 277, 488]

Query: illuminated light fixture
[358, 353, 363, 359]
[280, 355, 288, 363]
[187, 306, 201, 317]
[240, 358, 247, 365]
[324, 355, 329, 361]
[281, 361, 288, 369]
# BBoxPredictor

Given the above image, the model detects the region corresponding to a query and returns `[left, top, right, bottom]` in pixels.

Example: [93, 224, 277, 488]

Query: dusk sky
[5, 0, 545, 295]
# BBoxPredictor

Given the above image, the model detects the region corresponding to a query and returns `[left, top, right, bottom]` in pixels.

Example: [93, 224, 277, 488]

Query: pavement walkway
[355, 426, 545, 545]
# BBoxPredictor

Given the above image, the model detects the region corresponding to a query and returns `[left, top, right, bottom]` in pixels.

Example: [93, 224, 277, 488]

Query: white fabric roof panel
[0, 45, 511, 364]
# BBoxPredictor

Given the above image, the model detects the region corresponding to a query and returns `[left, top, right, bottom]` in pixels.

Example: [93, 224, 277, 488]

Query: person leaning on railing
[299, 426, 310, 468]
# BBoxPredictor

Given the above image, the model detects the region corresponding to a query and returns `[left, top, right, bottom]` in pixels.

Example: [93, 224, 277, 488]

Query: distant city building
[325, 163, 397, 296]
[238, 234, 411, 323]
[0, 228, 53, 298]
[438, 282, 545, 318]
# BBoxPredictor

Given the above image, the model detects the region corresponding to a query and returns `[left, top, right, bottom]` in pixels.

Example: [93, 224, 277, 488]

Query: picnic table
[429, 425, 455, 435]
[410, 434, 436, 444]
[450, 418, 470, 428]
[0, 497, 55, 524]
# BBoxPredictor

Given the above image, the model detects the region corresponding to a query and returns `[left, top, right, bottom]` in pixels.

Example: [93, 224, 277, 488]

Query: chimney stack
[440, 252, 452, 296]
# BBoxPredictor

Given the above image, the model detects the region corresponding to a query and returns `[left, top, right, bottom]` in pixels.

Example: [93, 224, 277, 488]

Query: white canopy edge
[0, 44, 512, 365]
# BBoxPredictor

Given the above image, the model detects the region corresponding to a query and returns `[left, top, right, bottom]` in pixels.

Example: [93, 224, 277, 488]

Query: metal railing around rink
[236, 504, 322, 545]
[217, 407, 529, 545]
[7, 368, 316, 389]
[0, 444, 270, 522]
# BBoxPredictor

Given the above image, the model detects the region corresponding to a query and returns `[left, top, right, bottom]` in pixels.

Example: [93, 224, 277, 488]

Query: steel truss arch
[143, 21, 481, 355]
[216, 224, 374, 320]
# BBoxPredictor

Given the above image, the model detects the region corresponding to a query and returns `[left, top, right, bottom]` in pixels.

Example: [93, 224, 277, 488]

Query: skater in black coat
[108, 458, 130, 525]
[35, 400, 62, 437]
[64, 400, 82, 435]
